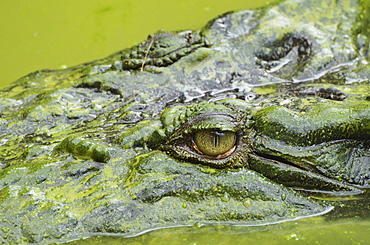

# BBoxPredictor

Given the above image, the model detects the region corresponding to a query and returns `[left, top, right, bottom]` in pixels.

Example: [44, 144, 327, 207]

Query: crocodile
[0, 0, 369, 243]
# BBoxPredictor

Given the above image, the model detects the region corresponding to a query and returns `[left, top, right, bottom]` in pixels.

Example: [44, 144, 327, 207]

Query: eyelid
[186, 113, 237, 132]
[168, 113, 238, 142]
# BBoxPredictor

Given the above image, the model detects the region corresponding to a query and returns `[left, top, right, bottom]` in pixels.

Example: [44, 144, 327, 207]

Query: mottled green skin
[0, 0, 369, 244]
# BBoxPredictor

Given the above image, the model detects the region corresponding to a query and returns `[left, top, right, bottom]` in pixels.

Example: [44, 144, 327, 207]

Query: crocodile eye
[193, 130, 236, 157]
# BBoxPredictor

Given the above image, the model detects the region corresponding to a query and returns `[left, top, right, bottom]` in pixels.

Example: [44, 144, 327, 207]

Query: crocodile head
[0, 0, 369, 243]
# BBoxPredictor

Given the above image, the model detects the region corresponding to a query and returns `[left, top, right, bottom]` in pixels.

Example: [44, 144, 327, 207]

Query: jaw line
[248, 153, 364, 197]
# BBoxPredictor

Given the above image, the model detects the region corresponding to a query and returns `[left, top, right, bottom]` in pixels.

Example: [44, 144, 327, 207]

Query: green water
[65, 194, 370, 244]
[0, 0, 272, 88]
[67, 217, 370, 245]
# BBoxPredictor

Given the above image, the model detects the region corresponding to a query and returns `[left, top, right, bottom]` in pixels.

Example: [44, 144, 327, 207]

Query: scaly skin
[0, 0, 369, 243]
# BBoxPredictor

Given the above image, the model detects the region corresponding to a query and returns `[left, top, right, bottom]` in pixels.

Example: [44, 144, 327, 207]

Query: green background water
[1, 0, 272, 88]
[1, 1, 369, 244]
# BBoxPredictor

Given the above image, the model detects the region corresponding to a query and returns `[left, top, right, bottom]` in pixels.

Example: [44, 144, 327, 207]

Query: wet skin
[0, 0, 369, 243]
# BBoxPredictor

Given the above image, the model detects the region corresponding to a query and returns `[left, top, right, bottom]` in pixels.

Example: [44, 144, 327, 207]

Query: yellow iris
[194, 130, 236, 156]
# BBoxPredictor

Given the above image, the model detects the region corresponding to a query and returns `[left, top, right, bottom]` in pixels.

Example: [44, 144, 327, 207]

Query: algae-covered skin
[0, 0, 369, 243]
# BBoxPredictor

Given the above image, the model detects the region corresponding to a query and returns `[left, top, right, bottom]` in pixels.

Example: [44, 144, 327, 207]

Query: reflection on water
[68, 196, 370, 244]
[68, 216, 370, 245]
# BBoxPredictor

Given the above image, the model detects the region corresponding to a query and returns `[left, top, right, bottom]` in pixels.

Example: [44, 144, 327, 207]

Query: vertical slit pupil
[212, 131, 224, 148]
[194, 129, 236, 156]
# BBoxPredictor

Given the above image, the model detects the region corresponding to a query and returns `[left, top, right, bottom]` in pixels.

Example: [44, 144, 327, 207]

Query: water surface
[0, 0, 272, 88]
